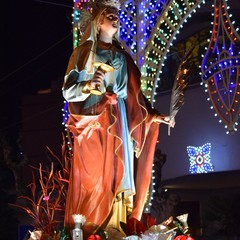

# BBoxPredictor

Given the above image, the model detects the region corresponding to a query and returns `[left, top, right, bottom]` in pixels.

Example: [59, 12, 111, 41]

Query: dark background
[0, 1, 73, 239]
[1, 0, 73, 126]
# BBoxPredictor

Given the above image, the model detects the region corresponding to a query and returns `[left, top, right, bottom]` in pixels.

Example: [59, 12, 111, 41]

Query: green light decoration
[141, 0, 205, 104]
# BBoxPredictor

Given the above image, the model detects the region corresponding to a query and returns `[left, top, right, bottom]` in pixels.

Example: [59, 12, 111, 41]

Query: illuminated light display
[187, 143, 214, 174]
[71, 1, 240, 135]
[140, 0, 205, 103]
[201, 0, 240, 134]
[62, 101, 69, 124]
[72, 0, 206, 103]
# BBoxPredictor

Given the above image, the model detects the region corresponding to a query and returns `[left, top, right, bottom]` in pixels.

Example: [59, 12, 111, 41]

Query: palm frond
[168, 46, 194, 135]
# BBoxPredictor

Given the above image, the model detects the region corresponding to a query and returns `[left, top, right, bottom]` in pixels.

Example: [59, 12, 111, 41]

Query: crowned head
[78, 0, 122, 44]
[88, 0, 121, 19]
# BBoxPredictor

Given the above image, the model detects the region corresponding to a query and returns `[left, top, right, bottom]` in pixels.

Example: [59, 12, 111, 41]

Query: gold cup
[90, 62, 114, 95]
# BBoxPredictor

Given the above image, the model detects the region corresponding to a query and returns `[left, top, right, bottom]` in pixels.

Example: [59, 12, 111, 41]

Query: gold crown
[94, 0, 121, 9]
[77, 0, 121, 38]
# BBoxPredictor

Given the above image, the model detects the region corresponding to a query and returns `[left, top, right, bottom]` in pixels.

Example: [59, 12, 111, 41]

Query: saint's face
[99, 7, 119, 37]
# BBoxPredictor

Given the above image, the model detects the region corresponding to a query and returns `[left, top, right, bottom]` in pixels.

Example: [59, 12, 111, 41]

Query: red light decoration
[201, 0, 240, 134]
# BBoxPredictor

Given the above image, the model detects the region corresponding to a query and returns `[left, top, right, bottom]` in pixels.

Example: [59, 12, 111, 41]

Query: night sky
[1, 0, 73, 134]
[0, 1, 73, 238]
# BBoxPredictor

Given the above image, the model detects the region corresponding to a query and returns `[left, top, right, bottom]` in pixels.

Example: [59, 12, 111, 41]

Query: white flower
[72, 214, 86, 224]
[28, 230, 42, 240]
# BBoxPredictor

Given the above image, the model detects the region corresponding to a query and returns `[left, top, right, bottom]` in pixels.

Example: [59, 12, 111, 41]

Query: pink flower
[43, 195, 49, 201]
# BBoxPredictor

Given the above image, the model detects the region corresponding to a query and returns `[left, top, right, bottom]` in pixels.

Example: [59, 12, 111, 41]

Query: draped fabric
[63, 40, 160, 236]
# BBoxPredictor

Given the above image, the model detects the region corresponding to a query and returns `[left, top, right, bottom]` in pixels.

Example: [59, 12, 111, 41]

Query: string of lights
[200, 0, 240, 134]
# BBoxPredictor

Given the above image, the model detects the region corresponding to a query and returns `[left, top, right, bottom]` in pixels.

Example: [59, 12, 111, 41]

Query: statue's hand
[90, 69, 105, 88]
[154, 114, 175, 128]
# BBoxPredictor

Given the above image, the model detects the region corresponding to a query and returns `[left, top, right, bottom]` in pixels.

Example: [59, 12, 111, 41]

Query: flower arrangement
[11, 137, 194, 240]
[11, 161, 67, 239]
[85, 214, 194, 240]
[117, 214, 194, 240]
[11, 137, 71, 240]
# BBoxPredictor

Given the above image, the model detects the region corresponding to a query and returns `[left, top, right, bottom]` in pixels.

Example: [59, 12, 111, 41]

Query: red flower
[126, 217, 146, 236]
[88, 234, 101, 240]
[143, 213, 156, 228]
[174, 236, 195, 240]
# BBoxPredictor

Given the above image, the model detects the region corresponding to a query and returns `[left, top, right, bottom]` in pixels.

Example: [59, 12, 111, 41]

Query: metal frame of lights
[200, 0, 240, 134]
[140, 0, 206, 104]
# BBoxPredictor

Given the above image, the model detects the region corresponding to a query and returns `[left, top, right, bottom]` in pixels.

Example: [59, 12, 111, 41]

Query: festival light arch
[68, 0, 240, 133]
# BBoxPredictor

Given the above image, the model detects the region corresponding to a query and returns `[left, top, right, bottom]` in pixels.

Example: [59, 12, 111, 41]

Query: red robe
[63, 41, 160, 236]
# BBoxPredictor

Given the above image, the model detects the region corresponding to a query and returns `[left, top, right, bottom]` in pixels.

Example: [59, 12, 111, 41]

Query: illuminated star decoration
[187, 143, 214, 174]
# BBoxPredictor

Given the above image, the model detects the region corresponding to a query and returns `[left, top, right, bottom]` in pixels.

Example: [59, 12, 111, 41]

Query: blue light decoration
[201, 0, 240, 134]
[187, 143, 214, 174]
[62, 101, 69, 124]
[72, 0, 168, 66]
